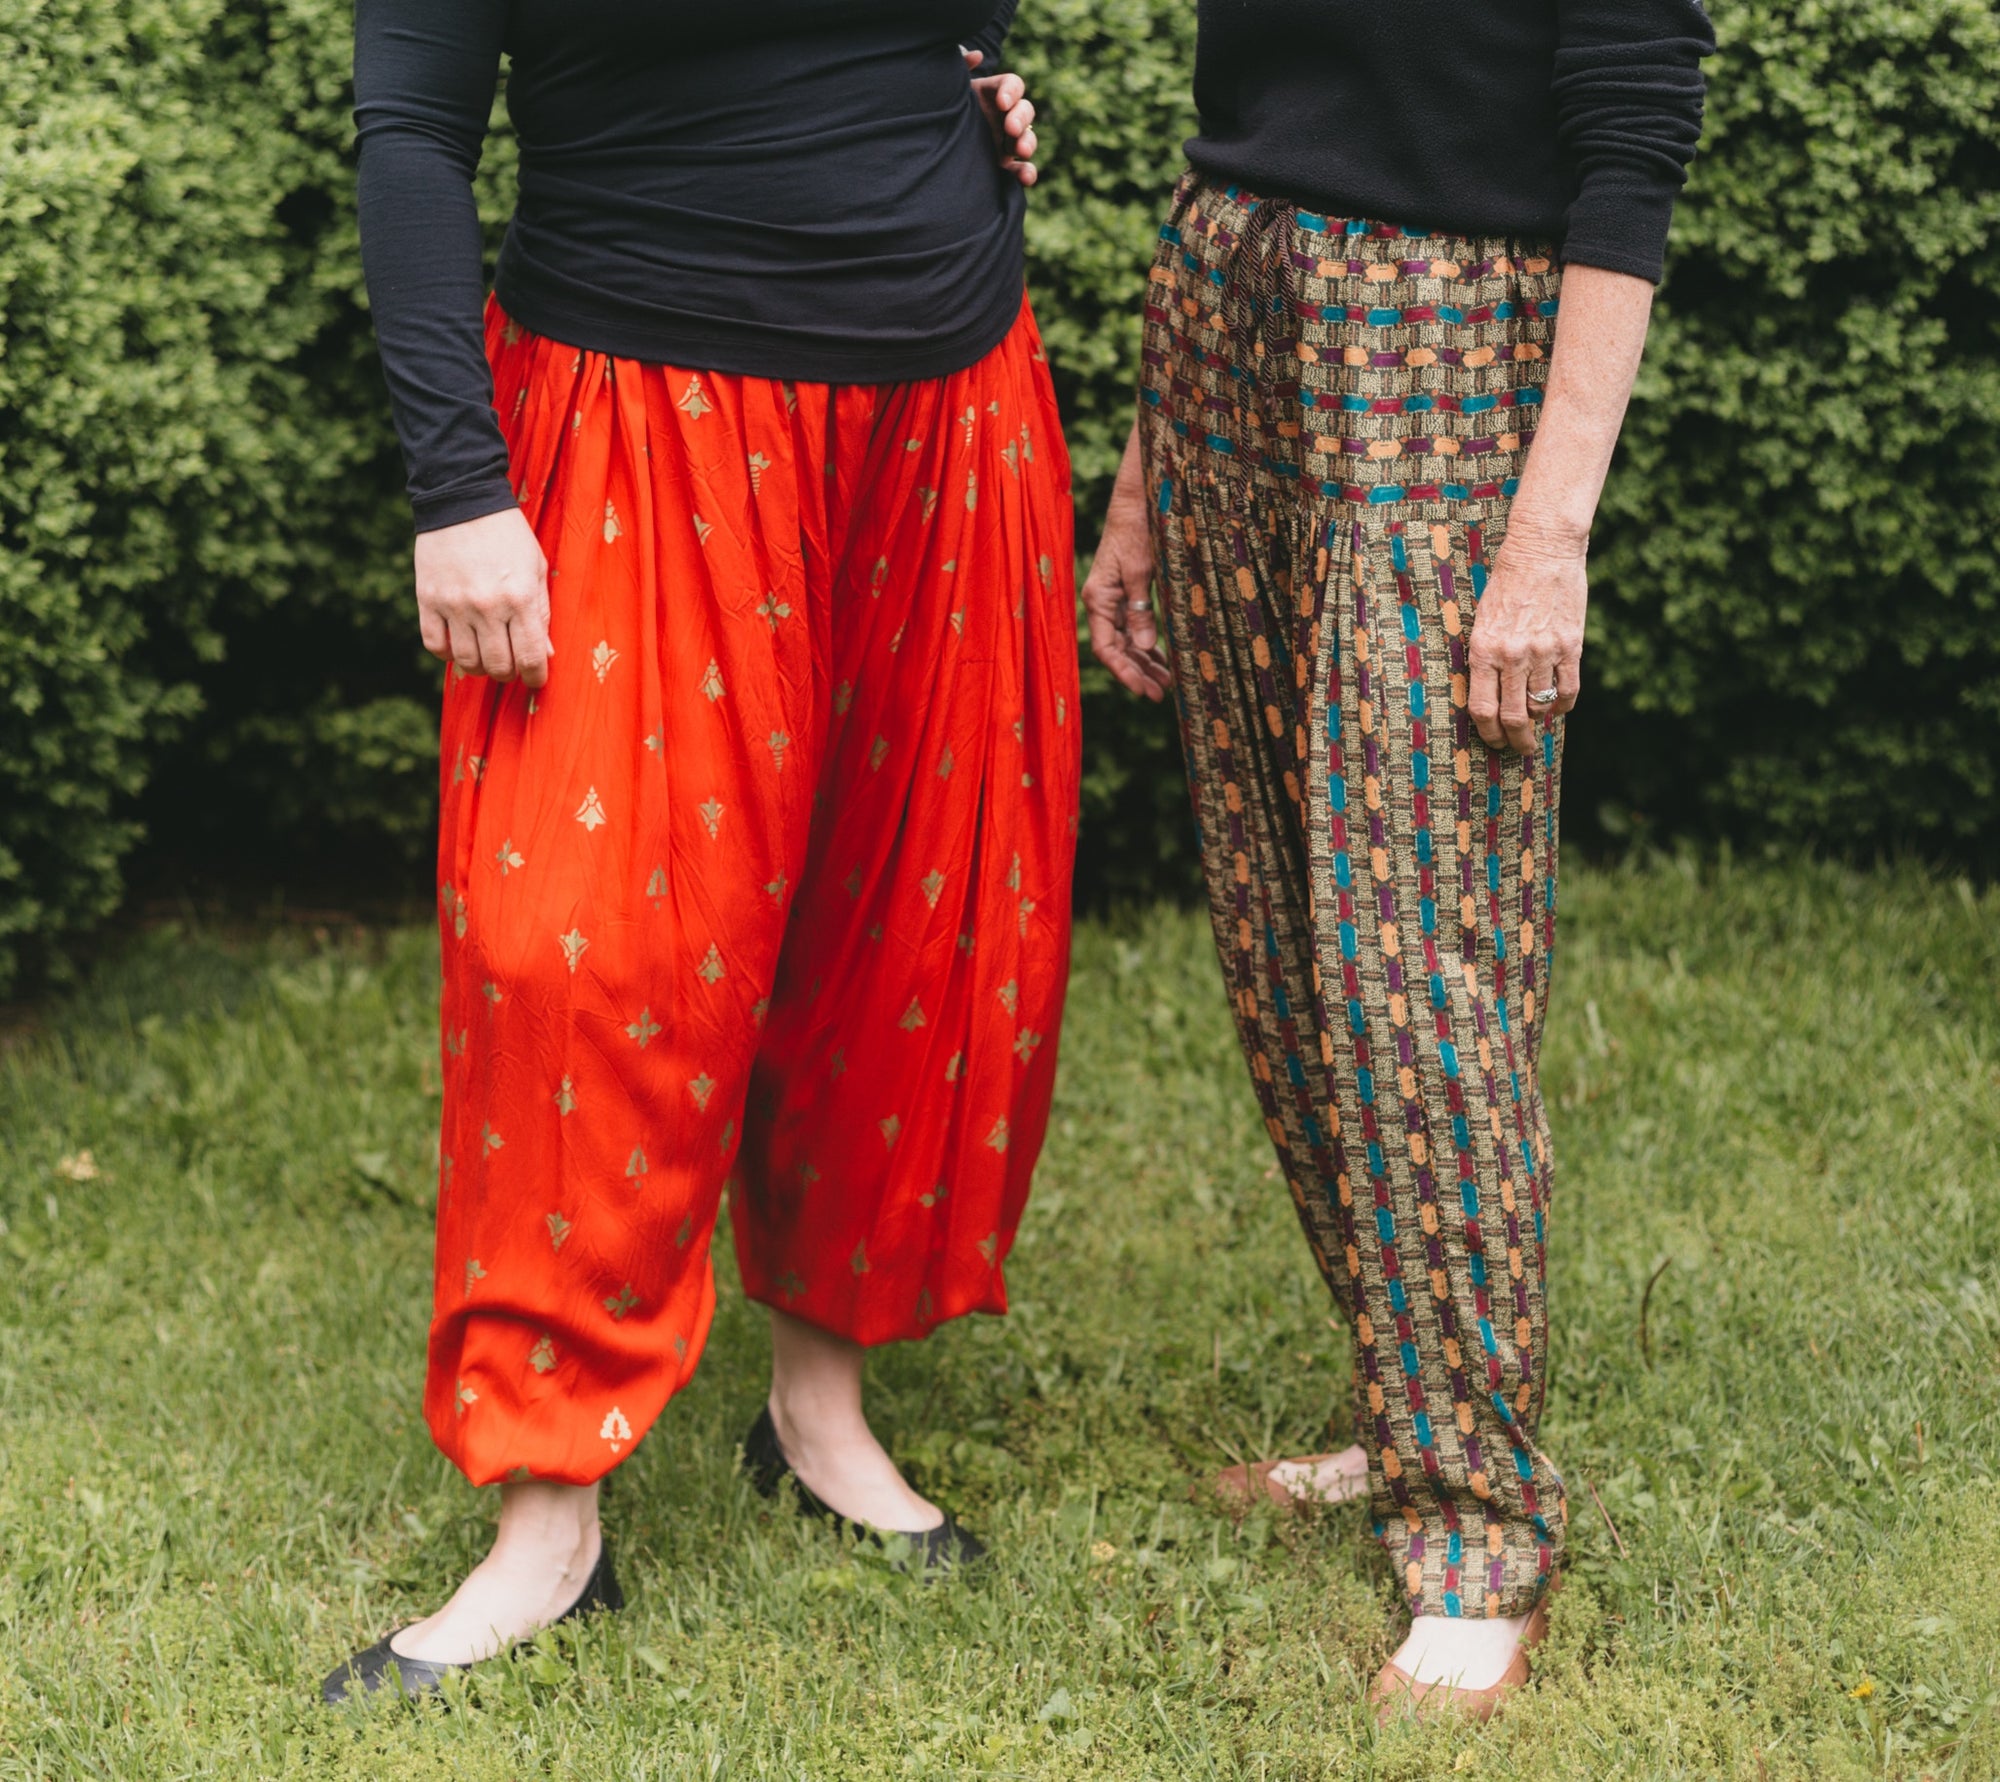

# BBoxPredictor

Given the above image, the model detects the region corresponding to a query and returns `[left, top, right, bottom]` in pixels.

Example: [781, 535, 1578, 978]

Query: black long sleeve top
[1187, 0, 1712, 284]
[353, 0, 1023, 532]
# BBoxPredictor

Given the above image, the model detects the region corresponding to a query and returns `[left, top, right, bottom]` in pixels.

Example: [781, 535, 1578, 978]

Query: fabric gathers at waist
[1142, 177, 1562, 511]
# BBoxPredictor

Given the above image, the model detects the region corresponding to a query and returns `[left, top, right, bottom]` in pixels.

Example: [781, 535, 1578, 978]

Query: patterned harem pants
[428, 296, 1079, 1488]
[1139, 175, 1567, 1618]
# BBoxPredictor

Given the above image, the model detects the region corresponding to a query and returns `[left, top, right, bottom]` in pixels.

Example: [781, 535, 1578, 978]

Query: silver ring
[1527, 685, 1560, 706]
[1127, 601, 1153, 613]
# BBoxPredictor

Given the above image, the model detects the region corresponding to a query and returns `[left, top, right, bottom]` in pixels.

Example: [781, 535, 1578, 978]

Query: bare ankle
[768, 1384, 872, 1459]
[386, 1484, 605, 1667]
[767, 1307, 869, 1452]
[493, 1481, 599, 1565]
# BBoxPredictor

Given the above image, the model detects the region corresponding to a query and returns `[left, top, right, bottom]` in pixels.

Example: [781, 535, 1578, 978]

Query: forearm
[1081, 417, 1170, 700]
[1111, 416, 1143, 504]
[353, 0, 511, 531]
[357, 140, 515, 531]
[1507, 264, 1653, 551]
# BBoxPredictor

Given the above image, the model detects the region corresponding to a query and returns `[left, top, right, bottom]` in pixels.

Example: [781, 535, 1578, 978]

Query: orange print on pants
[428, 298, 1080, 1486]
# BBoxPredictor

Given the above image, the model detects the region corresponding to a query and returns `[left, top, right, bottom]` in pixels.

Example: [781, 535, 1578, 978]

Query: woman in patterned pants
[1084, 158, 1700, 1717]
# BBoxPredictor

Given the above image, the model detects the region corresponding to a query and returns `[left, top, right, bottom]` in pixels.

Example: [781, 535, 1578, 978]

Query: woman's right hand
[414, 506, 553, 687]
[1082, 422, 1172, 701]
[964, 50, 1039, 186]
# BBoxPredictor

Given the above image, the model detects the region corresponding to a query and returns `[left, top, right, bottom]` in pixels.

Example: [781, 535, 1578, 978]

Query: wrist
[1110, 437, 1147, 504]
[1502, 506, 1593, 559]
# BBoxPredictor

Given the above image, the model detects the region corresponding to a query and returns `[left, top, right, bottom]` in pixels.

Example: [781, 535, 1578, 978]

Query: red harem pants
[427, 297, 1080, 1487]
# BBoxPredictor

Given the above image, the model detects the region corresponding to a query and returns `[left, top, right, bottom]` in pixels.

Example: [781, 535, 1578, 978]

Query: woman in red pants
[324, 0, 1075, 1703]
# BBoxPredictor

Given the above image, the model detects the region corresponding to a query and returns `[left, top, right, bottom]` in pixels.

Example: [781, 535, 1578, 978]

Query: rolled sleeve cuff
[410, 474, 521, 535]
[1561, 178, 1681, 285]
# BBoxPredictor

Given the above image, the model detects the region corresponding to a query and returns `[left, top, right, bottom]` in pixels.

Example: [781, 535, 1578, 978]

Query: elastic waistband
[1142, 174, 1562, 511]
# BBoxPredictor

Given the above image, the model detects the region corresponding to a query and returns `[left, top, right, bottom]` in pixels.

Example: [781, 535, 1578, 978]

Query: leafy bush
[1007, 0, 1206, 903]
[0, 0, 406, 991]
[1579, 0, 2000, 856]
[2, 0, 1995, 990]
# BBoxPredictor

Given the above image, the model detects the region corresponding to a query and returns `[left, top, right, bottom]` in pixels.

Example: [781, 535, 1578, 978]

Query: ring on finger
[1527, 681, 1560, 706]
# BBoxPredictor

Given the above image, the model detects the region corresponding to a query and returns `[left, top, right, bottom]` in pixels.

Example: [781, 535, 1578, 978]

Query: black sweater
[353, 0, 1023, 533]
[1187, 0, 1712, 283]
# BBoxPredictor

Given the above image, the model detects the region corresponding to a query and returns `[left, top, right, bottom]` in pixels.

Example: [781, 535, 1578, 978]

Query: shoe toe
[319, 1633, 463, 1706]
[913, 1517, 986, 1570]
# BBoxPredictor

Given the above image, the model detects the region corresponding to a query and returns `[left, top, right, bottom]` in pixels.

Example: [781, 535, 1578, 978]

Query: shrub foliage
[1581, 0, 2000, 852]
[1, 0, 1995, 987]
[0, 0, 406, 989]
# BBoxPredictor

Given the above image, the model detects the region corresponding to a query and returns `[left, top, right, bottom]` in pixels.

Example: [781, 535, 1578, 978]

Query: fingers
[968, 72, 1024, 113]
[1521, 658, 1578, 731]
[1083, 580, 1150, 699]
[1550, 656, 1581, 718]
[1083, 472, 1173, 700]
[511, 618, 550, 690]
[1471, 622, 1580, 750]
[416, 508, 553, 687]
[1498, 659, 1535, 756]
[436, 598, 518, 681]
[1002, 91, 1034, 177]
[1120, 599, 1171, 697]
[475, 548, 544, 689]
[1124, 593, 1172, 690]
[1468, 656, 1504, 751]
[1106, 637, 1171, 700]
[447, 615, 485, 679]
[1082, 599, 1128, 688]
[1472, 658, 1569, 753]
[511, 578, 553, 689]
[1465, 538, 1587, 751]
[471, 602, 520, 681]
[418, 605, 450, 662]
[1082, 562, 1171, 702]
[1468, 619, 1521, 753]
[1126, 612, 1171, 697]
[970, 70, 1037, 182]
[1126, 596, 1160, 658]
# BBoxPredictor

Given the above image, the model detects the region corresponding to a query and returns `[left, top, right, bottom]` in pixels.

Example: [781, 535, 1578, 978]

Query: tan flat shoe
[1208, 1450, 1370, 1514]
[1367, 1588, 1554, 1726]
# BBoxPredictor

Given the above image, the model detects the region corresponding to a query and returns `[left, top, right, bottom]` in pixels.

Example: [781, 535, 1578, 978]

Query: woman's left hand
[1460, 264, 1654, 756]
[1466, 523, 1588, 755]
[965, 50, 1038, 186]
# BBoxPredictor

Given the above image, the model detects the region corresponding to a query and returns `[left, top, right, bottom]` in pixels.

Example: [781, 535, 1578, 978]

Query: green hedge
[1581, 0, 2000, 854]
[2, 0, 1997, 992]
[0, 0, 403, 990]
[1007, 0, 1207, 903]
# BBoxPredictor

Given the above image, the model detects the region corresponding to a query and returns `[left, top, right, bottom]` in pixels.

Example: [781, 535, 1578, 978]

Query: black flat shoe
[741, 1405, 986, 1570]
[319, 1535, 623, 1706]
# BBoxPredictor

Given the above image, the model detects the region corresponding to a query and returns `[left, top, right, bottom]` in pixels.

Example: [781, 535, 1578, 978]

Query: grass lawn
[1, 857, 1996, 1779]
